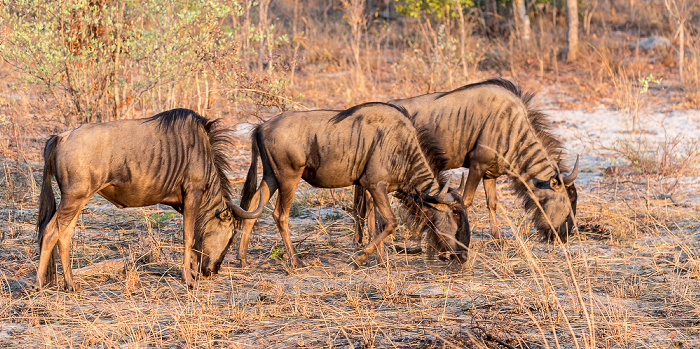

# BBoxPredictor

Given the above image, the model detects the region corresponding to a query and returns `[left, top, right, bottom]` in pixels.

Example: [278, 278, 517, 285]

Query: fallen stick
[74, 257, 128, 276]
[392, 245, 423, 254]
[472, 326, 516, 349]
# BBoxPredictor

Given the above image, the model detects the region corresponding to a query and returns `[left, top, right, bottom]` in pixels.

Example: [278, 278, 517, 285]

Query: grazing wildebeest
[37, 109, 236, 290]
[228, 102, 470, 268]
[354, 79, 578, 244]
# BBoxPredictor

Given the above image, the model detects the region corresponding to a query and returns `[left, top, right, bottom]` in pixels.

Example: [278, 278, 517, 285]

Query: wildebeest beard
[394, 187, 470, 262]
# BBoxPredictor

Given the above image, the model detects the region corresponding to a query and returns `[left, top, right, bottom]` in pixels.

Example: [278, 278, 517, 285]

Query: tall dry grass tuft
[343, 0, 367, 90]
[682, 38, 700, 104]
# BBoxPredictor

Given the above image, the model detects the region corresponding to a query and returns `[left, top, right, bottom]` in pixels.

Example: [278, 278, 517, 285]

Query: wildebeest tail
[37, 135, 59, 284]
[239, 126, 262, 209]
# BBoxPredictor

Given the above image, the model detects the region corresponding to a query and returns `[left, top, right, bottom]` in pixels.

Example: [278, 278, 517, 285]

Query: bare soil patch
[1, 114, 699, 347]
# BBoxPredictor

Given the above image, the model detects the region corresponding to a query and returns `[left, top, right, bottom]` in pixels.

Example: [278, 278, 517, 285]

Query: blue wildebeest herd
[35, 79, 578, 290]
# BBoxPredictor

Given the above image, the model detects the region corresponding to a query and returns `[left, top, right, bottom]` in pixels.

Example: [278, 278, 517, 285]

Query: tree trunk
[678, 22, 684, 84]
[484, 0, 497, 35]
[456, 1, 469, 79]
[514, 0, 532, 51]
[566, 0, 579, 61]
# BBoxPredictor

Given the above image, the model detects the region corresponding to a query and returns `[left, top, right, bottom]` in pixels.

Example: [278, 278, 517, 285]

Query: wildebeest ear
[215, 208, 232, 221]
[549, 176, 562, 190]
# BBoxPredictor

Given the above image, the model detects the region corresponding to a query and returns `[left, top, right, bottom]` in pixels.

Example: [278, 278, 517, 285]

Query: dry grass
[1, 138, 699, 347]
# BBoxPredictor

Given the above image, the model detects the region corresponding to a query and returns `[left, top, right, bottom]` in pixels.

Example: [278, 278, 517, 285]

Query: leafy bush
[1, 0, 289, 124]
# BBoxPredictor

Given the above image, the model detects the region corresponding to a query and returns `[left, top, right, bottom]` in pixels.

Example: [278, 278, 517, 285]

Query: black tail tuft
[37, 136, 59, 285]
[239, 126, 263, 209]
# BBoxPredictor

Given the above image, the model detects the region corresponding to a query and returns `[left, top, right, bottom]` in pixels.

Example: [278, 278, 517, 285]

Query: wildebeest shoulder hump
[435, 78, 523, 100]
[330, 102, 410, 124]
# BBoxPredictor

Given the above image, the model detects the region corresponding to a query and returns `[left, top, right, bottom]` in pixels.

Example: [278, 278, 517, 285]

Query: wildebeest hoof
[351, 241, 365, 250]
[350, 253, 369, 269]
[348, 261, 361, 270]
[29, 282, 42, 293]
[453, 252, 468, 264]
[183, 274, 198, 289]
[290, 257, 306, 269]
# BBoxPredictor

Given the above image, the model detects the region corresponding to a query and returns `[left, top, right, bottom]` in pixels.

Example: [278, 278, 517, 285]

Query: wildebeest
[36, 109, 236, 290]
[355, 79, 578, 244]
[228, 102, 470, 268]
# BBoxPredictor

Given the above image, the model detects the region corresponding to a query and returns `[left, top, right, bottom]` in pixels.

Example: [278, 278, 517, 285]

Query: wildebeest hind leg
[353, 183, 397, 267]
[37, 195, 90, 291]
[272, 173, 304, 268]
[57, 212, 84, 292]
[37, 220, 59, 289]
[238, 176, 278, 267]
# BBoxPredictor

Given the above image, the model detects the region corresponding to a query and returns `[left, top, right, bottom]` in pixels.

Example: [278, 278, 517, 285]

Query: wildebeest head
[400, 177, 471, 262]
[529, 156, 579, 242]
[194, 205, 237, 277]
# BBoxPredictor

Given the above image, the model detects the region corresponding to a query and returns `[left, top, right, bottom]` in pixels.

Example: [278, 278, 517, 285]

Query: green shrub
[1, 0, 289, 124]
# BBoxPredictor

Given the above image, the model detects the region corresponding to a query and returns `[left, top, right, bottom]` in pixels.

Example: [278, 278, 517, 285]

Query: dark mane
[145, 108, 209, 132]
[329, 102, 409, 124]
[436, 78, 523, 100]
[207, 121, 234, 202]
[145, 109, 234, 203]
[522, 102, 568, 173]
[415, 126, 449, 178]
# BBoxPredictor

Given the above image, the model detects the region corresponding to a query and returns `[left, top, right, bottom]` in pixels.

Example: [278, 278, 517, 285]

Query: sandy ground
[0, 107, 699, 348]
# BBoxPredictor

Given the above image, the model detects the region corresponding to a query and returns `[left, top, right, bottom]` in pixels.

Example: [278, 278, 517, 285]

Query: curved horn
[424, 182, 432, 196]
[562, 155, 579, 186]
[436, 176, 451, 202]
[227, 192, 266, 219]
[456, 172, 466, 194]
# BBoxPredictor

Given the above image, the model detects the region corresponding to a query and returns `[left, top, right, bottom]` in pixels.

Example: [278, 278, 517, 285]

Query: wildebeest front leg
[461, 164, 487, 208]
[483, 178, 502, 240]
[365, 193, 384, 264]
[353, 182, 397, 267]
[351, 186, 379, 251]
[352, 185, 367, 247]
[182, 190, 203, 288]
[237, 176, 278, 267]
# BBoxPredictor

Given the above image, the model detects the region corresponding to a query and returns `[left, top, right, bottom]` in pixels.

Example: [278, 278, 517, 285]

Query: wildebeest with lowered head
[355, 79, 578, 243]
[36, 109, 235, 290]
[228, 102, 470, 268]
